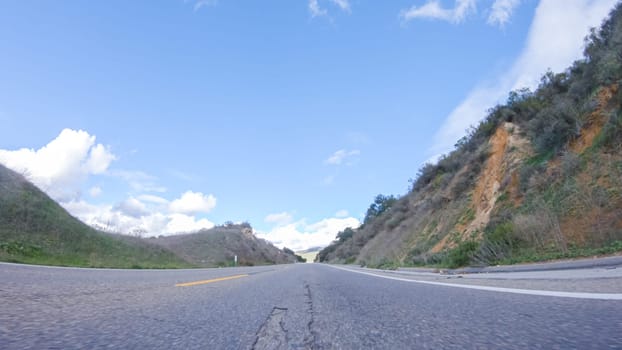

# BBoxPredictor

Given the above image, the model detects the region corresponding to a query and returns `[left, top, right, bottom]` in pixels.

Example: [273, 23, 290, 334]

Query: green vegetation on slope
[0, 164, 192, 268]
[0, 165, 297, 269]
[319, 4, 622, 268]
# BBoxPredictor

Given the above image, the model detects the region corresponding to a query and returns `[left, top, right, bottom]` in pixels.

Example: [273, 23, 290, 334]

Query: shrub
[561, 151, 582, 177]
[364, 194, 398, 225]
[444, 241, 479, 268]
[410, 163, 438, 192]
[336, 227, 355, 242]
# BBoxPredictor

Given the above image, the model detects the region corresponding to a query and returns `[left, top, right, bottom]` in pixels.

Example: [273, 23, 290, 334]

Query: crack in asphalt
[251, 307, 289, 350]
[251, 282, 319, 350]
[303, 282, 318, 350]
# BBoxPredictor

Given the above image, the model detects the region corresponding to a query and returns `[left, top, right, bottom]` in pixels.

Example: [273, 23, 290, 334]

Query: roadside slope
[319, 4, 622, 268]
[0, 164, 191, 268]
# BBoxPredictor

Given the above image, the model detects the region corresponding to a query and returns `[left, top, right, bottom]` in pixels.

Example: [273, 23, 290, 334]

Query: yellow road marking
[175, 274, 249, 287]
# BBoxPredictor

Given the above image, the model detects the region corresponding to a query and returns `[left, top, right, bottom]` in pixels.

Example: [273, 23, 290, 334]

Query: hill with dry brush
[318, 4, 622, 268]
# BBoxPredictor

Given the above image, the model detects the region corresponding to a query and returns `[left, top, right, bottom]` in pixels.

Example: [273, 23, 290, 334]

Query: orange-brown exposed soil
[570, 84, 618, 154]
[431, 122, 530, 252]
[469, 125, 508, 234]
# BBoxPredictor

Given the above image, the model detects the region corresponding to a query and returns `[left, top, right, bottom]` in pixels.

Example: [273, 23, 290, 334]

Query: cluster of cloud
[487, 0, 522, 26]
[188, 0, 526, 27]
[430, 0, 618, 158]
[258, 211, 360, 251]
[0, 128, 354, 247]
[401, 0, 476, 24]
[192, 0, 218, 12]
[309, 0, 351, 17]
[322, 148, 361, 185]
[310, 0, 521, 24]
[64, 192, 216, 236]
[400, 0, 522, 27]
[0, 129, 217, 236]
[0, 129, 115, 202]
[325, 149, 360, 165]
[169, 191, 217, 215]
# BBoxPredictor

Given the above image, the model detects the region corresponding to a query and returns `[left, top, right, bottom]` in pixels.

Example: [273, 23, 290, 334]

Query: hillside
[0, 164, 297, 268]
[318, 4, 622, 268]
[151, 224, 297, 267]
[0, 164, 191, 268]
[296, 246, 323, 263]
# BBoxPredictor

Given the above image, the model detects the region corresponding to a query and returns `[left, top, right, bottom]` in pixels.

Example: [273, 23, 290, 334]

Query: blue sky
[0, 0, 618, 250]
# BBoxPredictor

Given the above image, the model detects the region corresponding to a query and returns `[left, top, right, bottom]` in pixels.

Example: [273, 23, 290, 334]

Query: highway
[1, 262, 621, 349]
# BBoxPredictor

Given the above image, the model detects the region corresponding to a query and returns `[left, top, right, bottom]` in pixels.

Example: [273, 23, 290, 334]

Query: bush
[594, 109, 622, 150]
[0, 241, 43, 257]
[444, 241, 479, 268]
[561, 151, 582, 177]
[410, 163, 438, 192]
[471, 222, 516, 265]
[526, 97, 580, 155]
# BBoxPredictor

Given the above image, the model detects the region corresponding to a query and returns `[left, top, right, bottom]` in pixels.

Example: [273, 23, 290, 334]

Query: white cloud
[265, 212, 294, 226]
[335, 209, 349, 218]
[62, 200, 143, 234]
[325, 149, 360, 165]
[488, 0, 522, 27]
[401, 0, 476, 24]
[0, 128, 217, 237]
[193, 0, 218, 12]
[169, 191, 217, 215]
[89, 186, 102, 198]
[114, 197, 149, 219]
[0, 128, 115, 202]
[330, 0, 351, 12]
[258, 216, 360, 251]
[509, 0, 618, 91]
[309, 0, 351, 18]
[166, 213, 215, 233]
[85, 144, 116, 174]
[431, 0, 618, 156]
[431, 83, 504, 156]
[62, 198, 215, 236]
[309, 0, 327, 17]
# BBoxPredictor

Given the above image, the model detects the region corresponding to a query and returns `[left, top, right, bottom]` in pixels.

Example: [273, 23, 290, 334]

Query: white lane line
[325, 265, 622, 300]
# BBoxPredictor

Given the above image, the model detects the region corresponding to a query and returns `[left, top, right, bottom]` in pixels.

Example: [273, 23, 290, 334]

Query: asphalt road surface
[1, 262, 621, 349]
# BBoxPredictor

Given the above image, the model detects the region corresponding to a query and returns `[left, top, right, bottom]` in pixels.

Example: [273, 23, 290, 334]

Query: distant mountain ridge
[151, 224, 297, 267]
[297, 246, 324, 254]
[318, 4, 622, 268]
[0, 164, 297, 268]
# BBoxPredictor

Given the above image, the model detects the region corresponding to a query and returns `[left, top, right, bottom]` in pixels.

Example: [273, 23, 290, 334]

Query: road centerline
[175, 274, 249, 287]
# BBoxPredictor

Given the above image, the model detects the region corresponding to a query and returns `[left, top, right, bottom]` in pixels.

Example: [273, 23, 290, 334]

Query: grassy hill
[150, 224, 298, 267]
[0, 164, 192, 268]
[0, 165, 297, 268]
[318, 4, 622, 268]
[297, 247, 322, 263]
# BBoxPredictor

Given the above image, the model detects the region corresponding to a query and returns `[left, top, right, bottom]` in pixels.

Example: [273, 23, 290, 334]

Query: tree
[336, 227, 355, 242]
[283, 247, 306, 262]
[364, 194, 397, 225]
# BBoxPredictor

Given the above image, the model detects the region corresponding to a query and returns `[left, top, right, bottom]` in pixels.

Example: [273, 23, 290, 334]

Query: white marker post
[234, 255, 238, 267]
